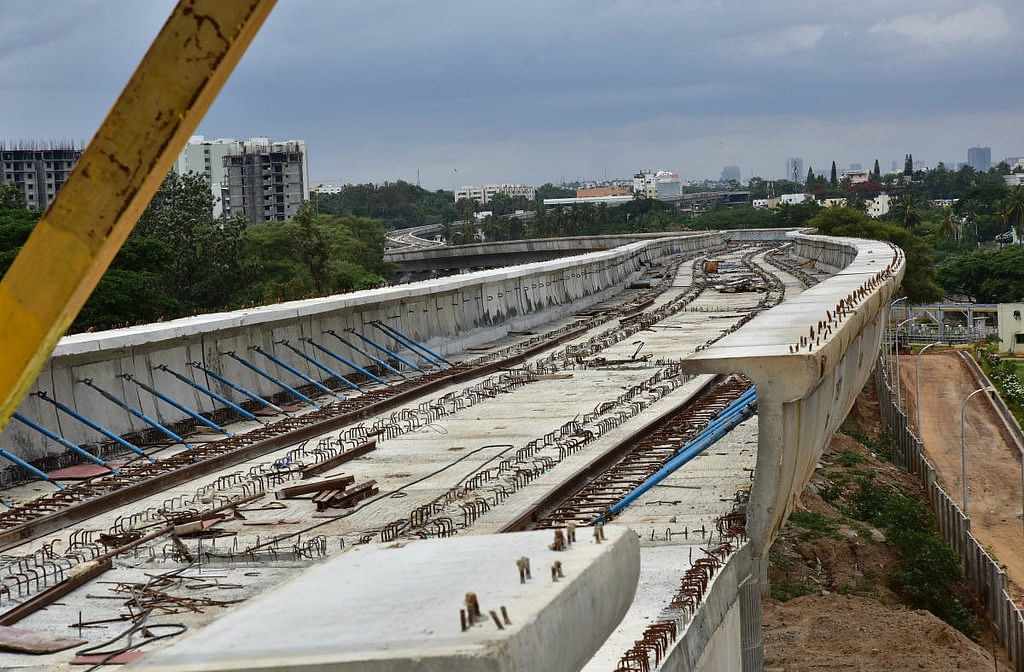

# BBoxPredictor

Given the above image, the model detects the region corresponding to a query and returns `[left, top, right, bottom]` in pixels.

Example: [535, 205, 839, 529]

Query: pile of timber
[276, 474, 379, 511]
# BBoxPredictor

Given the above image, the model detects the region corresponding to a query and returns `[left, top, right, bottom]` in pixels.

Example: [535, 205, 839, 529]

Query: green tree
[1001, 186, 1024, 242]
[830, 161, 838, 187]
[936, 208, 960, 241]
[809, 206, 943, 303]
[893, 193, 923, 230]
[873, 159, 881, 181]
[0, 181, 26, 210]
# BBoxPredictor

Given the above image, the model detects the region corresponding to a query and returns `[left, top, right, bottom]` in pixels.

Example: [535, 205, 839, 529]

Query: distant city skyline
[2, 2, 1023, 189]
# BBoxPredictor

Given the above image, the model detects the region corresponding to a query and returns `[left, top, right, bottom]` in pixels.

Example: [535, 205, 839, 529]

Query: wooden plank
[300, 441, 376, 479]
[276, 474, 355, 500]
[328, 481, 378, 509]
[0, 559, 112, 626]
[0, 625, 85, 654]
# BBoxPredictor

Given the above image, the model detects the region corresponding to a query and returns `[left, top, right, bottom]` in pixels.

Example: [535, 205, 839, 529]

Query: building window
[1016, 334, 1024, 345]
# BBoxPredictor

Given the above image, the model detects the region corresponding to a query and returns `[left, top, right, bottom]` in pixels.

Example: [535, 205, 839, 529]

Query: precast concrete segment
[0, 232, 726, 461]
[685, 231, 905, 559]
[127, 527, 641, 672]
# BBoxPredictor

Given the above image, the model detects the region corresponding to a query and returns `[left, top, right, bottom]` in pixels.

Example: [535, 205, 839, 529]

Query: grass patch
[838, 449, 865, 466]
[771, 579, 818, 602]
[850, 477, 978, 637]
[788, 511, 840, 540]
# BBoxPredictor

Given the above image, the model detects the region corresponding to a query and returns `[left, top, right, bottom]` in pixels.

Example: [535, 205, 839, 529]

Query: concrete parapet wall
[686, 231, 904, 561]
[1, 232, 723, 462]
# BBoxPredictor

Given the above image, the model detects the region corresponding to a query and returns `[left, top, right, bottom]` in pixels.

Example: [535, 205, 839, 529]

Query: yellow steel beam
[0, 0, 276, 433]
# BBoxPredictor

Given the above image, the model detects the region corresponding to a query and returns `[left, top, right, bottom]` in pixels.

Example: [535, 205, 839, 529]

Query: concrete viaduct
[0, 228, 902, 672]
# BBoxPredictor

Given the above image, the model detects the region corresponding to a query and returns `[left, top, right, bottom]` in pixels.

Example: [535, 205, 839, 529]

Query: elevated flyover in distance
[384, 231, 700, 279]
[0, 225, 902, 672]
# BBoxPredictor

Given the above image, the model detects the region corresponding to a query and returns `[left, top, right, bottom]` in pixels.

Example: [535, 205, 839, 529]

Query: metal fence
[875, 363, 1024, 671]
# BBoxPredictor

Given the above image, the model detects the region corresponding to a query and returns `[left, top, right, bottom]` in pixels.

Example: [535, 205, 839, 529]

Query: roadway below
[899, 350, 1024, 606]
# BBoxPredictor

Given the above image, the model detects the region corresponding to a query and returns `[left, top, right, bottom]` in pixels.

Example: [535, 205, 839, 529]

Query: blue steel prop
[370, 322, 445, 368]
[596, 388, 758, 522]
[154, 365, 263, 424]
[0, 448, 65, 489]
[10, 413, 119, 473]
[373, 321, 454, 367]
[276, 340, 360, 391]
[252, 346, 340, 399]
[79, 379, 195, 450]
[223, 351, 320, 408]
[325, 330, 408, 379]
[34, 391, 152, 461]
[303, 338, 387, 386]
[343, 329, 422, 373]
[120, 374, 232, 437]
[78, 376, 194, 450]
[189, 362, 285, 415]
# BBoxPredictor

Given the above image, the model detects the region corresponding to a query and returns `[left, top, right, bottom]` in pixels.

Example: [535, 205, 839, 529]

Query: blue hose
[597, 389, 757, 522]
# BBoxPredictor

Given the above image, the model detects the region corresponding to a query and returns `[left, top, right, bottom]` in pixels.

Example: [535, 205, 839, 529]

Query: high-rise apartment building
[783, 157, 804, 183]
[967, 146, 992, 172]
[720, 166, 741, 182]
[172, 136, 309, 223]
[0, 142, 82, 211]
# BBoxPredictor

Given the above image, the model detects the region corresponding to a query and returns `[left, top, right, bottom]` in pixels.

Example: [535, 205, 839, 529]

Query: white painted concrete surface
[128, 527, 640, 672]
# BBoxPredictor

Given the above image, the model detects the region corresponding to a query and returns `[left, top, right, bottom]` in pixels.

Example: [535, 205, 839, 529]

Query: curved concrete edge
[659, 543, 753, 672]
[127, 527, 640, 672]
[683, 232, 905, 568]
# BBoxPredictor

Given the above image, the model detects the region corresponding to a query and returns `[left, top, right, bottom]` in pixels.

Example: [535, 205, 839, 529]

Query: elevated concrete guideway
[0, 228, 902, 672]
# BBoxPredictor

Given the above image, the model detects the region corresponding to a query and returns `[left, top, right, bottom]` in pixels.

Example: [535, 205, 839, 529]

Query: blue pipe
[371, 322, 444, 368]
[79, 379, 195, 450]
[598, 391, 757, 521]
[326, 330, 408, 379]
[121, 374, 232, 437]
[374, 321, 454, 367]
[0, 448, 65, 489]
[11, 413, 118, 473]
[686, 388, 757, 444]
[224, 352, 320, 409]
[155, 365, 262, 424]
[345, 330, 423, 373]
[276, 340, 360, 391]
[253, 347, 340, 399]
[304, 338, 388, 386]
[189, 362, 285, 414]
[34, 392, 152, 461]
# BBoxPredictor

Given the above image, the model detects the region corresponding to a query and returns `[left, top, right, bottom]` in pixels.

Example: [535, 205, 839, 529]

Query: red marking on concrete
[48, 464, 124, 480]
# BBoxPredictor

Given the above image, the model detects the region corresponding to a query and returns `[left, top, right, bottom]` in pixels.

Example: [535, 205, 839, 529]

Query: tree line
[0, 173, 393, 332]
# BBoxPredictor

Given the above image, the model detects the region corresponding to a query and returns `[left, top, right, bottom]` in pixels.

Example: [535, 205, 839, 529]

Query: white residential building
[867, 193, 891, 218]
[311, 184, 342, 195]
[632, 170, 680, 198]
[1004, 174, 1024, 187]
[172, 136, 310, 222]
[455, 183, 535, 205]
[842, 169, 872, 184]
[779, 193, 811, 205]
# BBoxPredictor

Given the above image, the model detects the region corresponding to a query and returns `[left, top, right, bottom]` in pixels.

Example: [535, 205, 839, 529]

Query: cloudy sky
[2, 1, 1022, 188]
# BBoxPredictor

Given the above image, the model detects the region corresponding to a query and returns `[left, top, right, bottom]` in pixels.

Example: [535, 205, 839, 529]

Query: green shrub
[771, 580, 818, 602]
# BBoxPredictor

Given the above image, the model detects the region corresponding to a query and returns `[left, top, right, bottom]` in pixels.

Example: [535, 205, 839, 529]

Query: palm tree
[440, 221, 454, 245]
[936, 208, 960, 241]
[894, 193, 923, 230]
[1001, 186, 1024, 243]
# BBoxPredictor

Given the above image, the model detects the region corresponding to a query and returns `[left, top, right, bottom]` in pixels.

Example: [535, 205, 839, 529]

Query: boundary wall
[876, 361, 1024, 671]
[0, 233, 724, 463]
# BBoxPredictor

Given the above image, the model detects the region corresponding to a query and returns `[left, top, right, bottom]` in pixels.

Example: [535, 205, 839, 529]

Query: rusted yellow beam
[0, 0, 277, 433]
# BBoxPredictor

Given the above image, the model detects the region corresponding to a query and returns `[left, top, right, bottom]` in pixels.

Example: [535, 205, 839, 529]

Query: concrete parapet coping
[55, 234, 716, 358]
[128, 527, 640, 672]
[685, 232, 903, 401]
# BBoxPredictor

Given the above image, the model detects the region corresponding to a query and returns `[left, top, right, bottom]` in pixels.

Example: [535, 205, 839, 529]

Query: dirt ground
[765, 593, 1006, 672]
[900, 350, 1024, 605]
[763, 385, 1014, 671]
